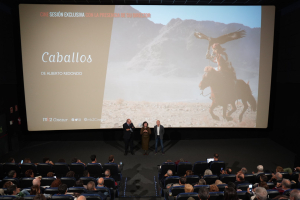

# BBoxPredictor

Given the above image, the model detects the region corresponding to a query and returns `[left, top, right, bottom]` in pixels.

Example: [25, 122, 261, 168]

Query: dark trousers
[124, 136, 134, 153]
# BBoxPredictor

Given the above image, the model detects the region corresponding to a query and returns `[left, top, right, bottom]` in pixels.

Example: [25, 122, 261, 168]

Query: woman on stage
[140, 121, 151, 155]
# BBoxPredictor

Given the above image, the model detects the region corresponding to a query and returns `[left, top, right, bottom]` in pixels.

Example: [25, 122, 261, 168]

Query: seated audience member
[75, 180, 84, 187]
[221, 168, 232, 175]
[83, 170, 90, 177]
[198, 187, 210, 200]
[215, 180, 223, 185]
[42, 157, 54, 165]
[6, 185, 21, 196]
[240, 167, 248, 174]
[214, 153, 219, 161]
[204, 169, 213, 176]
[108, 155, 121, 172]
[57, 184, 68, 195]
[30, 185, 40, 195]
[196, 179, 206, 186]
[276, 166, 284, 173]
[47, 172, 54, 177]
[58, 158, 66, 163]
[66, 171, 75, 177]
[175, 158, 187, 165]
[210, 184, 219, 192]
[77, 196, 87, 200]
[161, 169, 173, 187]
[32, 178, 45, 194]
[97, 178, 105, 187]
[25, 169, 34, 178]
[33, 194, 46, 200]
[273, 195, 289, 199]
[259, 182, 269, 190]
[84, 181, 107, 200]
[224, 187, 239, 200]
[290, 189, 300, 200]
[71, 158, 86, 166]
[226, 182, 236, 190]
[248, 187, 268, 200]
[3, 181, 13, 188]
[254, 175, 268, 187]
[269, 172, 283, 184]
[235, 172, 248, 186]
[184, 184, 194, 193]
[8, 157, 16, 163]
[24, 158, 32, 164]
[90, 155, 97, 163]
[104, 169, 111, 178]
[6, 170, 17, 178]
[253, 165, 264, 175]
[275, 178, 291, 194]
[172, 176, 187, 188]
[185, 170, 194, 176]
[51, 179, 62, 187]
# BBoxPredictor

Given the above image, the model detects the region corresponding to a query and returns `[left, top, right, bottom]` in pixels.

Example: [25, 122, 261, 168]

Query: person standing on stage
[123, 119, 135, 155]
[154, 120, 165, 155]
[140, 121, 151, 155]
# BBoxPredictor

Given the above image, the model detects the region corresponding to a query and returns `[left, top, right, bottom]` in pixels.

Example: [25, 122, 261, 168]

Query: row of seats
[0, 193, 104, 200]
[0, 177, 117, 189]
[0, 163, 121, 180]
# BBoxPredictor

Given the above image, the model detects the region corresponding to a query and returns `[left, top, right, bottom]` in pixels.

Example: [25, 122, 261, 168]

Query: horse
[199, 66, 256, 122]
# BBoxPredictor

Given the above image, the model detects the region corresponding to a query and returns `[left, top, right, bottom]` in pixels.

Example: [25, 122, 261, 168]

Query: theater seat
[264, 173, 272, 181]
[244, 174, 255, 184]
[204, 175, 218, 185]
[2, 178, 19, 187]
[61, 177, 76, 188]
[52, 195, 74, 200]
[177, 192, 199, 200]
[20, 163, 37, 177]
[164, 176, 180, 188]
[20, 177, 35, 188]
[53, 163, 69, 178]
[3, 163, 20, 177]
[104, 177, 116, 189]
[159, 162, 176, 180]
[219, 174, 236, 184]
[236, 183, 251, 191]
[209, 192, 224, 200]
[193, 185, 210, 193]
[169, 185, 185, 197]
[95, 187, 111, 197]
[102, 163, 121, 181]
[37, 163, 53, 177]
[291, 172, 299, 183]
[87, 163, 103, 178]
[79, 177, 97, 185]
[177, 162, 193, 177]
[280, 172, 290, 179]
[254, 173, 264, 183]
[68, 187, 87, 194]
[186, 175, 200, 185]
[44, 187, 59, 195]
[23, 195, 37, 200]
[41, 177, 56, 186]
[70, 163, 85, 179]
[193, 161, 208, 177]
[80, 194, 102, 200]
[267, 189, 280, 199]
[0, 196, 18, 200]
[267, 182, 275, 189]
[237, 191, 249, 200]
[217, 184, 228, 191]
[210, 162, 225, 175]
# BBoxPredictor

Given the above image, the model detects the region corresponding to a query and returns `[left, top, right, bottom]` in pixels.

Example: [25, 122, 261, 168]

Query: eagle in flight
[194, 29, 246, 50]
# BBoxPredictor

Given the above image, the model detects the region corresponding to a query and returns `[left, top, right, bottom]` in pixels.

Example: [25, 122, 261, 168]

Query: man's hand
[164, 173, 168, 177]
[276, 182, 282, 188]
[247, 187, 251, 194]
[126, 129, 130, 131]
[49, 161, 54, 165]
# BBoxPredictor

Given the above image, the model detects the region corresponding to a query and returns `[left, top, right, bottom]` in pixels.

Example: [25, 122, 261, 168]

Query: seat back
[102, 163, 120, 181]
[204, 175, 218, 185]
[3, 163, 20, 176]
[177, 192, 199, 200]
[169, 185, 185, 196]
[23, 195, 36, 200]
[61, 177, 76, 188]
[80, 194, 102, 200]
[164, 176, 180, 188]
[267, 189, 280, 199]
[193, 161, 208, 177]
[2, 178, 19, 187]
[87, 163, 103, 178]
[20, 177, 35, 188]
[41, 177, 56, 186]
[210, 162, 225, 175]
[104, 177, 116, 189]
[95, 187, 110, 196]
[280, 172, 290, 179]
[291, 172, 299, 183]
[244, 174, 255, 184]
[254, 173, 265, 183]
[0, 196, 18, 200]
[68, 187, 87, 194]
[37, 163, 53, 177]
[51, 195, 74, 200]
[237, 191, 248, 200]
[209, 192, 224, 200]
[217, 184, 228, 191]
[186, 175, 200, 185]
[53, 163, 69, 178]
[219, 174, 236, 184]
[264, 173, 272, 181]
[69, 163, 85, 178]
[160, 162, 176, 179]
[267, 182, 275, 189]
[236, 183, 251, 191]
[177, 162, 193, 177]
[79, 177, 97, 185]
[20, 163, 37, 177]
[44, 187, 59, 195]
[193, 185, 210, 193]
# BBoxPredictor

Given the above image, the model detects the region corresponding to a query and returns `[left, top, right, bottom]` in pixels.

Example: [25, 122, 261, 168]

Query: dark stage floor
[0, 138, 296, 199]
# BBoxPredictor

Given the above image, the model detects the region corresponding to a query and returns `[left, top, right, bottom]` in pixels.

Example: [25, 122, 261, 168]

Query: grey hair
[198, 179, 206, 185]
[167, 169, 173, 176]
[241, 167, 247, 174]
[198, 187, 210, 200]
[204, 169, 213, 176]
[104, 169, 110, 176]
[275, 172, 283, 181]
[255, 187, 268, 200]
[281, 178, 291, 189]
[257, 165, 264, 172]
[290, 189, 300, 200]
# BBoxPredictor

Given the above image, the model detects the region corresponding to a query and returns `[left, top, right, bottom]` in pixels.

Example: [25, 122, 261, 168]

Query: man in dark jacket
[123, 119, 135, 155]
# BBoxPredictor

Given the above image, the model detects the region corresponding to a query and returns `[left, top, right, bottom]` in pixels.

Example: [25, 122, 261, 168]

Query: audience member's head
[186, 170, 193, 176]
[260, 175, 268, 182]
[236, 173, 245, 182]
[83, 170, 90, 177]
[32, 178, 41, 187]
[58, 158, 66, 163]
[77, 196, 87, 200]
[30, 185, 40, 195]
[108, 155, 114, 162]
[166, 160, 173, 163]
[198, 179, 206, 185]
[47, 172, 54, 177]
[241, 167, 247, 174]
[281, 178, 291, 190]
[24, 158, 31, 163]
[25, 169, 34, 177]
[226, 168, 232, 174]
[290, 189, 300, 200]
[8, 170, 17, 178]
[3, 181, 13, 188]
[214, 153, 219, 161]
[58, 184, 68, 195]
[8, 157, 15, 163]
[204, 169, 213, 176]
[97, 177, 104, 187]
[227, 182, 236, 190]
[71, 158, 78, 163]
[254, 187, 268, 200]
[295, 167, 300, 172]
[257, 165, 264, 172]
[224, 187, 239, 200]
[90, 155, 97, 163]
[198, 187, 210, 200]
[179, 176, 187, 185]
[66, 171, 75, 177]
[51, 179, 62, 187]
[42, 157, 50, 163]
[7, 185, 20, 195]
[210, 184, 219, 192]
[33, 194, 46, 200]
[184, 184, 194, 193]
[87, 181, 96, 191]
[167, 169, 173, 177]
[75, 180, 84, 187]
[215, 180, 223, 185]
[104, 169, 111, 177]
[275, 172, 283, 181]
[259, 182, 269, 190]
[276, 166, 284, 173]
[273, 195, 289, 199]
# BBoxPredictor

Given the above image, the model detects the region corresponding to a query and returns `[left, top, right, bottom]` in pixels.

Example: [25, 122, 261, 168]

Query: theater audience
[6, 185, 20, 196]
[3, 181, 13, 188]
[47, 172, 54, 177]
[253, 165, 264, 175]
[162, 170, 173, 188]
[204, 169, 213, 176]
[221, 168, 232, 175]
[196, 179, 206, 185]
[97, 178, 105, 187]
[184, 184, 194, 193]
[25, 169, 34, 177]
[251, 187, 268, 200]
[275, 178, 291, 194]
[51, 179, 62, 187]
[224, 187, 239, 200]
[75, 180, 84, 187]
[259, 182, 269, 190]
[84, 181, 107, 200]
[269, 172, 283, 184]
[6, 170, 17, 178]
[42, 157, 54, 165]
[32, 178, 45, 194]
[71, 158, 86, 166]
[234, 172, 248, 186]
[57, 184, 68, 195]
[273, 195, 289, 199]
[30, 185, 40, 195]
[290, 189, 300, 200]
[209, 184, 219, 192]
[198, 187, 210, 200]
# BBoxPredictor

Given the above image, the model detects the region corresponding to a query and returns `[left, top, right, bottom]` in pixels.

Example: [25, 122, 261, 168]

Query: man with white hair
[290, 189, 300, 200]
[253, 165, 264, 175]
[254, 187, 268, 200]
[240, 167, 248, 174]
[77, 196, 86, 200]
[161, 169, 173, 187]
[275, 178, 291, 194]
[269, 172, 283, 185]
